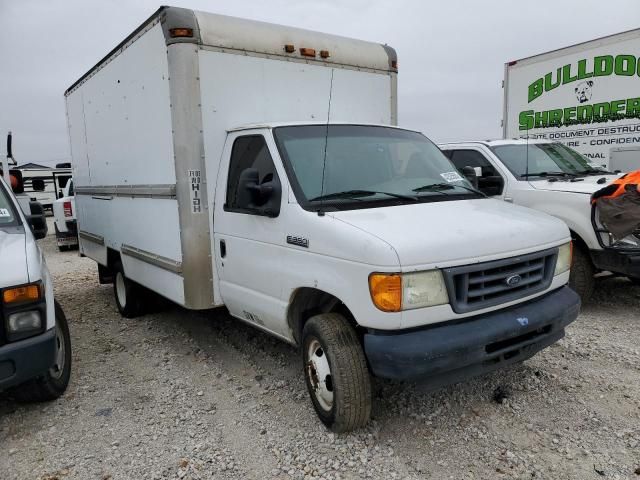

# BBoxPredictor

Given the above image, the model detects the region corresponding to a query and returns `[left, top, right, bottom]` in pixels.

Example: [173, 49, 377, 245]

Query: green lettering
[610, 99, 625, 115]
[625, 97, 640, 116]
[550, 109, 563, 126]
[534, 110, 549, 128]
[577, 59, 594, 79]
[561, 64, 578, 85]
[593, 102, 610, 119]
[544, 68, 562, 92]
[594, 55, 613, 76]
[519, 110, 534, 130]
[528, 78, 544, 103]
[614, 54, 636, 76]
[563, 107, 577, 123]
[576, 104, 593, 122]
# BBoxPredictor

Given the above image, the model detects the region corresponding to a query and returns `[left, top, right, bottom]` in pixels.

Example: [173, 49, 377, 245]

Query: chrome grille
[442, 248, 558, 314]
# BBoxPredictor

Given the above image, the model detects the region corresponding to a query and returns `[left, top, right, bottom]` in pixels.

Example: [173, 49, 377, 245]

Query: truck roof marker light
[3, 284, 41, 304]
[320, 50, 330, 59]
[507, 60, 517, 66]
[369, 273, 402, 312]
[284, 44, 295, 53]
[391, 60, 398, 70]
[169, 28, 193, 38]
[300, 48, 316, 57]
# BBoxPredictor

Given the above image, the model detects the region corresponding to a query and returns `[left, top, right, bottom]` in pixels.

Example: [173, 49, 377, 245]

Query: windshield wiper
[310, 189, 417, 202]
[577, 168, 614, 175]
[521, 171, 577, 178]
[412, 183, 485, 197]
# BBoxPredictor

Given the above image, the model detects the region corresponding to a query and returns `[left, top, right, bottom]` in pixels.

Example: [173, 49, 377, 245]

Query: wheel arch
[287, 287, 360, 346]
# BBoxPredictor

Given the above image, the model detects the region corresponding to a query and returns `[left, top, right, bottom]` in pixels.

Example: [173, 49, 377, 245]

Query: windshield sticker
[588, 162, 603, 169]
[0, 208, 10, 217]
[440, 171, 464, 183]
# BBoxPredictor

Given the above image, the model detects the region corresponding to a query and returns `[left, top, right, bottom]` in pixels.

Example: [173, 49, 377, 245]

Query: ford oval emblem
[505, 274, 522, 287]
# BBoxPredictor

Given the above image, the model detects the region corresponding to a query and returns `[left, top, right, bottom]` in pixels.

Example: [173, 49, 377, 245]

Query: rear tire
[113, 261, 145, 318]
[11, 301, 72, 402]
[58, 244, 69, 252]
[302, 313, 371, 433]
[569, 245, 595, 302]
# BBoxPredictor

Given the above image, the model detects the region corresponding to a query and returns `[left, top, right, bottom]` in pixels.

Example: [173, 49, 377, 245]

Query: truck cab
[0, 173, 71, 401]
[439, 139, 640, 299]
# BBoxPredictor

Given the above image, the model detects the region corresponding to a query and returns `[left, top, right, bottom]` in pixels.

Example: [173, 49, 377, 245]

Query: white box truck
[503, 28, 640, 171]
[66, 6, 580, 431]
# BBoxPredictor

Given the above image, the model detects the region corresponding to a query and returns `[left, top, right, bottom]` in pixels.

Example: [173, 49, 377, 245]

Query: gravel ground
[1, 233, 639, 480]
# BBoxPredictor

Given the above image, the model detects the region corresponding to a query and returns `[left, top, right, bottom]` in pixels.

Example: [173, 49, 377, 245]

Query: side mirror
[27, 201, 48, 240]
[236, 168, 281, 217]
[32, 178, 45, 192]
[461, 166, 479, 189]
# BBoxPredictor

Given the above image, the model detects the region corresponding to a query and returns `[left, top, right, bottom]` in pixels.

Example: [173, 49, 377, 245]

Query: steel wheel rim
[115, 272, 127, 308]
[306, 338, 334, 411]
[49, 323, 66, 379]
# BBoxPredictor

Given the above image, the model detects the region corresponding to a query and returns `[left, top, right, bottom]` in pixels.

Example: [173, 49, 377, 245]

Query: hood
[0, 229, 29, 287]
[330, 199, 569, 268]
[529, 174, 621, 195]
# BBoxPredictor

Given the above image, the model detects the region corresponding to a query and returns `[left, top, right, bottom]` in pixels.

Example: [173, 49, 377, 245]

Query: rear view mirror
[27, 201, 48, 239]
[32, 178, 45, 192]
[237, 167, 281, 217]
[461, 166, 479, 189]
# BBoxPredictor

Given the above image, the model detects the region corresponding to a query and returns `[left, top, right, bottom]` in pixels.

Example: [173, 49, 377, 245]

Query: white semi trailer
[66, 6, 579, 431]
[503, 28, 640, 171]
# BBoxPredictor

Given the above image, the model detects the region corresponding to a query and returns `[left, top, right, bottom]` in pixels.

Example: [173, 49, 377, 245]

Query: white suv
[439, 139, 639, 299]
[0, 173, 71, 401]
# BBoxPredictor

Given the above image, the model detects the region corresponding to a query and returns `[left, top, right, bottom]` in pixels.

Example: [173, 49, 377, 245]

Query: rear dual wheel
[302, 313, 371, 433]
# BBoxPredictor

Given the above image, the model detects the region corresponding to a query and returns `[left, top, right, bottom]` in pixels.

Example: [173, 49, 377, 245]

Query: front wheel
[12, 301, 72, 402]
[569, 245, 595, 302]
[302, 313, 371, 433]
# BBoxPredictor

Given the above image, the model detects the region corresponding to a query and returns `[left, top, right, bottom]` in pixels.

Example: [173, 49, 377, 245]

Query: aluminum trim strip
[78, 230, 105, 246]
[76, 184, 176, 199]
[121, 244, 183, 274]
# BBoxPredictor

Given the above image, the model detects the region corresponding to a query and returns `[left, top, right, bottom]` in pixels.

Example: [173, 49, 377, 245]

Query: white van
[0, 171, 71, 401]
[66, 7, 580, 431]
[439, 140, 640, 299]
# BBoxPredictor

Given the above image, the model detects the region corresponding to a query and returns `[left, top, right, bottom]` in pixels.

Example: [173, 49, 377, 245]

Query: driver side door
[213, 131, 290, 339]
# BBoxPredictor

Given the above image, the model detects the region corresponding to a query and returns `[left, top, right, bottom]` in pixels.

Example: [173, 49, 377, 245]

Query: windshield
[273, 125, 480, 210]
[491, 143, 607, 179]
[0, 180, 20, 226]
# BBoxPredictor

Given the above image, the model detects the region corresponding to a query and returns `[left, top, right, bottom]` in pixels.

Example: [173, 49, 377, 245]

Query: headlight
[554, 242, 572, 276]
[369, 270, 449, 312]
[8, 310, 42, 333]
[612, 232, 640, 249]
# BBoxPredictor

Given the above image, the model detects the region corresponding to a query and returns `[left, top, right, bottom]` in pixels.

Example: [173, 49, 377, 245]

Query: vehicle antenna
[318, 69, 334, 216]
[3, 131, 13, 184]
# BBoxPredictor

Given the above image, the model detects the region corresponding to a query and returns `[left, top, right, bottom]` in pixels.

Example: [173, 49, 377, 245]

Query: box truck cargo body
[66, 7, 580, 431]
[503, 28, 640, 170]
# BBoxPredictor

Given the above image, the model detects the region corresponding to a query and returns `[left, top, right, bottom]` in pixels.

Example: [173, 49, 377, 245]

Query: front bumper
[591, 248, 640, 278]
[0, 328, 56, 391]
[364, 286, 580, 384]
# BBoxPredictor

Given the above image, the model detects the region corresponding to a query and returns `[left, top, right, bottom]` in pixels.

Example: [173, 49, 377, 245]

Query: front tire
[569, 245, 595, 302]
[113, 261, 145, 318]
[11, 301, 72, 402]
[302, 313, 371, 433]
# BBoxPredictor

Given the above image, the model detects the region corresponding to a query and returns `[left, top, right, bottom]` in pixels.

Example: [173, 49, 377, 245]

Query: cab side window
[226, 135, 281, 216]
[448, 149, 504, 196]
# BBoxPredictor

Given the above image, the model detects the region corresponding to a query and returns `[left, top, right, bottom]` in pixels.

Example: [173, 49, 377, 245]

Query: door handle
[220, 239, 226, 258]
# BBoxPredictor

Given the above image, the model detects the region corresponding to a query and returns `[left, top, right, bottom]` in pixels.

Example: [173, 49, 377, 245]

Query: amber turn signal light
[300, 47, 316, 57]
[2, 284, 41, 304]
[369, 274, 402, 312]
[169, 28, 193, 38]
[284, 44, 295, 53]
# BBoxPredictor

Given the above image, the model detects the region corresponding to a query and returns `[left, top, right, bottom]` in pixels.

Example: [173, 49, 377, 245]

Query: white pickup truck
[53, 179, 78, 251]
[66, 7, 580, 431]
[440, 139, 640, 299]
[0, 171, 71, 401]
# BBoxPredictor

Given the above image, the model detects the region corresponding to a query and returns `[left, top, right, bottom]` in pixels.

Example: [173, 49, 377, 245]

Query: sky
[0, 0, 638, 166]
